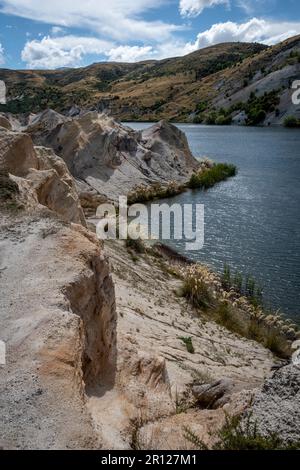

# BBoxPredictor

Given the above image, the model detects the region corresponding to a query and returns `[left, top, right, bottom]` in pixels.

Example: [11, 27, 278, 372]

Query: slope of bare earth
[87, 239, 274, 449]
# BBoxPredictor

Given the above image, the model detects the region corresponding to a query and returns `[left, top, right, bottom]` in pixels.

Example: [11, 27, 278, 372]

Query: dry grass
[128, 181, 185, 205]
[179, 263, 296, 359]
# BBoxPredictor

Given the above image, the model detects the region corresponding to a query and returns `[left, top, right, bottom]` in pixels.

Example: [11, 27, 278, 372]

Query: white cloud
[51, 26, 65, 36]
[21, 36, 113, 69]
[190, 18, 300, 48]
[0, 43, 5, 65]
[0, 0, 180, 42]
[179, 0, 228, 17]
[20, 16, 300, 69]
[106, 45, 155, 62]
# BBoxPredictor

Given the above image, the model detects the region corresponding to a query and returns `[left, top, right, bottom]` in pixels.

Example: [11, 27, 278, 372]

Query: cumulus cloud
[20, 16, 300, 69]
[0, 0, 180, 42]
[21, 36, 113, 69]
[106, 46, 155, 62]
[21, 35, 201, 68]
[190, 18, 300, 48]
[179, 0, 228, 17]
[0, 43, 5, 64]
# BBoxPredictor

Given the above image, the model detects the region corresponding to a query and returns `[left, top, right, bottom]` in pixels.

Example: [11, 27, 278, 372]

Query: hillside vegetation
[0, 35, 299, 125]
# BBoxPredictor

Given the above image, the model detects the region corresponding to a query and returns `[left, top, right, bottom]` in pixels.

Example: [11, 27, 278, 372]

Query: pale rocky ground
[92, 239, 274, 449]
[0, 115, 299, 450]
[0, 213, 116, 449]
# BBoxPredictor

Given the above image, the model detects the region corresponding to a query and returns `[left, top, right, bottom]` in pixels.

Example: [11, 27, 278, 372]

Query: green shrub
[205, 113, 217, 125]
[215, 114, 232, 125]
[192, 115, 203, 124]
[126, 237, 145, 254]
[284, 115, 300, 128]
[179, 337, 195, 354]
[0, 170, 22, 211]
[188, 163, 237, 190]
[0, 171, 19, 200]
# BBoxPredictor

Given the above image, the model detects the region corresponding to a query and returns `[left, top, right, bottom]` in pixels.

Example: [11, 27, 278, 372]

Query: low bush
[0, 170, 22, 211]
[188, 163, 237, 190]
[179, 337, 195, 354]
[284, 115, 300, 128]
[125, 237, 146, 254]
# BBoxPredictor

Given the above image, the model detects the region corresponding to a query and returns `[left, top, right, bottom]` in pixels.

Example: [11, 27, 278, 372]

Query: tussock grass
[181, 271, 214, 310]
[179, 263, 295, 359]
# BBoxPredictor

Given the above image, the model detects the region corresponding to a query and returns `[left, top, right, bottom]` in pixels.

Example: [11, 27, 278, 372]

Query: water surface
[127, 123, 300, 320]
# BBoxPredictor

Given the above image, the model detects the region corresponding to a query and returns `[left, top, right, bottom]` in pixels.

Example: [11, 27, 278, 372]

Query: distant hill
[0, 36, 299, 126]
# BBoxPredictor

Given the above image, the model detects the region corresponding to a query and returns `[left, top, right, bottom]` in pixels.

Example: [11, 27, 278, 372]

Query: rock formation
[0, 124, 116, 449]
[0, 127, 85, 225]
[25, 110, 199, 202]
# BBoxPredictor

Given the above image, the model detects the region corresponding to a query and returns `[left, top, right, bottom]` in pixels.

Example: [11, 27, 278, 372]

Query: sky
[0, 0, 299, 69]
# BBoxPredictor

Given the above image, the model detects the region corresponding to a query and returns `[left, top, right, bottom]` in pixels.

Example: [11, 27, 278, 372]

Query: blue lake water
[127, 123, 300, 321]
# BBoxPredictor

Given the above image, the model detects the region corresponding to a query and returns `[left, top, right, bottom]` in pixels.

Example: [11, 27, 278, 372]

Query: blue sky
[0, 0, 299, 69]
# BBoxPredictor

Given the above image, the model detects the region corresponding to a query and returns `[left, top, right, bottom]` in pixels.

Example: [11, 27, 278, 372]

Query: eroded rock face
[0, 127, 86, 225]
[0, 216, 116, 449]
[246, 364, 300, 443]
[26, 111, 199, 201]
[33, 147, 86, 226]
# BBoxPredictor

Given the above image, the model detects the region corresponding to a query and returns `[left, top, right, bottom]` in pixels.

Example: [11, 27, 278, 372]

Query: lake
[127, 123, 300, 321]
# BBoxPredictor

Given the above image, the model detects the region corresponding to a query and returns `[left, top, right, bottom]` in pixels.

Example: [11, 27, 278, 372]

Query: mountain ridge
[0, 36, 299, 125]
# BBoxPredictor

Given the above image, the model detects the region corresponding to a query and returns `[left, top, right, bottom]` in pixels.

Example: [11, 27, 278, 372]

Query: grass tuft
[179, 337, 195, 354]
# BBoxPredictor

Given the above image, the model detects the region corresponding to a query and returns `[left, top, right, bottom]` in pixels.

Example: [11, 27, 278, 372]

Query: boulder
[0, 128, 38, 176]
[192, 378, 234, 409]
[246, 364, 300, 443]
[0, 114, 12, 130]
[30, 147, 86, 226]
